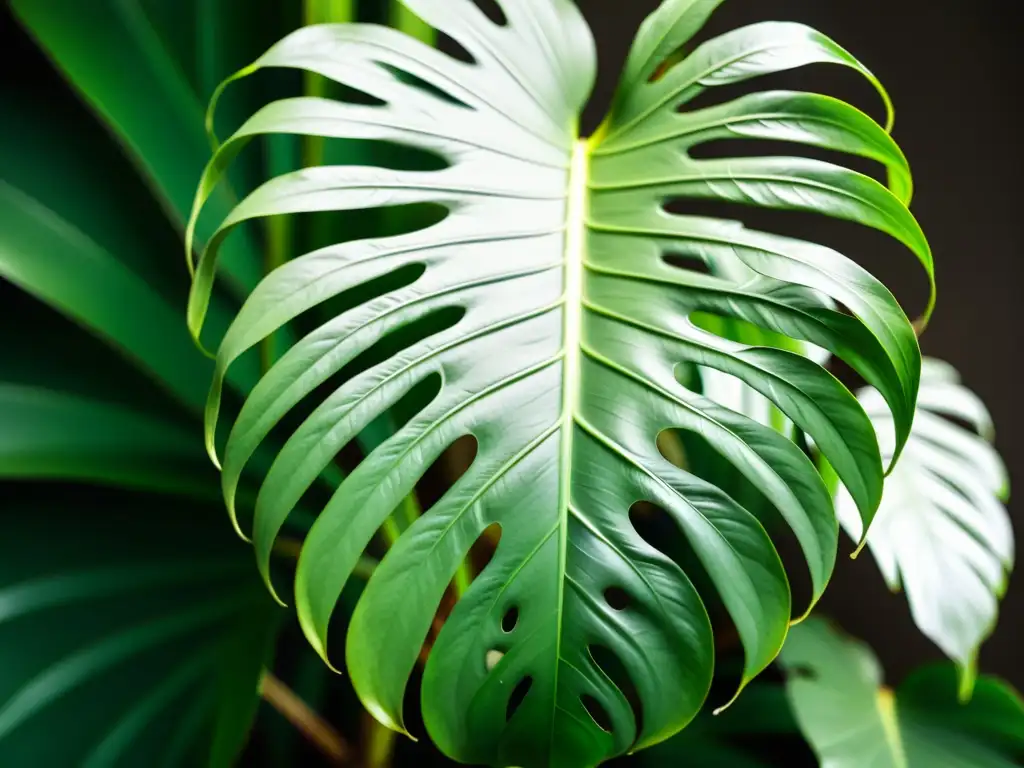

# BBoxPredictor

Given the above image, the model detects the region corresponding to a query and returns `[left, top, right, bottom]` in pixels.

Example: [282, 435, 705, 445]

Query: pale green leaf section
[781, 619, 1024, 768]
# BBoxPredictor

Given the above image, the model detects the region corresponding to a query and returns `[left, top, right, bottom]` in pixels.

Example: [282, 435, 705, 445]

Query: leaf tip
[713, 676, 751, 716]
[851, 537, 869, 560]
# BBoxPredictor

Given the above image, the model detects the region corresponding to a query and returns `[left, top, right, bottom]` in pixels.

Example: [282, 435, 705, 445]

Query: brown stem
[261, 671, 351, 765]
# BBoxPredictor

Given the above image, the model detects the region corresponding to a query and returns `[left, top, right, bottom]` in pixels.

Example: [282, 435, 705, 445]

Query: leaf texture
[188, 1, 932, 764]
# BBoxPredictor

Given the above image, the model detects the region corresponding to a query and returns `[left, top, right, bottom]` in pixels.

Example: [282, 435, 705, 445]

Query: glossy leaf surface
[780, 618, 1024, 768]
[835, 359, 1013, 689]
[189, 0, 932, 764]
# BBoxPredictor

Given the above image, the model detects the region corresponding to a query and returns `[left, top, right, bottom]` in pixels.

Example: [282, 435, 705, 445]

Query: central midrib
[551, 137, 590, 751]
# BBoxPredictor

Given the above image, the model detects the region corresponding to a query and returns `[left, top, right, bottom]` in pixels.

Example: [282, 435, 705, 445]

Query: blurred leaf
[0, 182, 215, 413]
[0, 90, 260, 408]
[634, 682, 803, 767]
[836, 359, 1013, 691]
[0, 383, 212, 499]
[9, 0, 263, 298]
[0, 488, 282, 766]
[780, 618, 1024, 768]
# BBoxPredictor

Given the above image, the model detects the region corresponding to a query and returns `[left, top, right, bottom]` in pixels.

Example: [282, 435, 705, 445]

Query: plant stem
[453, 560, 473, 596]
[303, 0, 354, 169]
[261, 133, 298, 371]
[362, 710, 397, 768]
[261, 671, 351, 764]
[273, 538, 378, 580]
[389, 1, 433, 43]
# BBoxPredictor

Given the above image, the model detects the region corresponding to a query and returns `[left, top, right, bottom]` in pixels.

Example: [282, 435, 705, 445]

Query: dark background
[1, 0, 1021, 759]
[577, 0, 1024, 689]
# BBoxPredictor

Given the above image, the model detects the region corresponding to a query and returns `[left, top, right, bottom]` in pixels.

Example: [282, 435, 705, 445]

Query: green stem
[261, 133, 298, 370]
[380, 516, 403, 548]
[389, 1, 432, 43]
[303, 0, 355, 169]
[362, 711, 397, 768]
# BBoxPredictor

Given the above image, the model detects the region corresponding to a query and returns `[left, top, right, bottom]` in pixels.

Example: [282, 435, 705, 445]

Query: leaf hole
[502, 606, 519, 632]
[416, 434, 479, 513]
[680, 63, 891, 132]
[486, 649, 505, 671]
[628, 501, 723, 624]
[603, 587, 630, 611]
[253, 263, 430, 468]
[263, 328, 448, 554]
[689, 312, 826, 352]
[662, 251, 712, 275]
[505, 676, 532, 721]
[290, 305, 459, 472]
[376, 63, 470, 108]
[303, 136, 449, 173]
[332, 83, 387, 108]
[296, 200, 449, 257]
[437, 32, 476, 65]
[470, 521, 502, 576]
[590, 645, 644, 736]
[580, 694, 613, 733]
[688, 137, 884, 186]
[471, 0, 508, 26]
[655, 429, 688, 471]
[931, 410, 985, 438]
[659, 197, 930, 327]
[660, 425, 816, 621]
[278, 373, 444, 565]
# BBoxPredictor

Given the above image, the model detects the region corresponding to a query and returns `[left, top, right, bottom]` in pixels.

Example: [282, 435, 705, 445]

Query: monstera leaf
[780, 618, 1024, 768]
[835, 358, 1013, 689]
[188, 0, 933, 764]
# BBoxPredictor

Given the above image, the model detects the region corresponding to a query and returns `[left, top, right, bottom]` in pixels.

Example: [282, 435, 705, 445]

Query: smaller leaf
[835, 358, 1013, 689]
[780, 618, 1024, 768]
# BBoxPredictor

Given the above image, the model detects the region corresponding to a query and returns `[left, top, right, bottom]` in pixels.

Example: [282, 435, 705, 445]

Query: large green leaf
[9, 0, 263, 299]
[187, 0, 932, 764]
[780, 618, 1024, 768]
[0, 85, 260, 411]
[834, 358, 1013, 692]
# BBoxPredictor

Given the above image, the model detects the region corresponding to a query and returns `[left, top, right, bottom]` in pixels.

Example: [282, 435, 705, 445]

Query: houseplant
[1, 0, 1018, 765]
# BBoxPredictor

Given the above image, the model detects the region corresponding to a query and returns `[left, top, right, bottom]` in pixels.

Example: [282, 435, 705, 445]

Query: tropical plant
[0, 0, 1017, 766]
